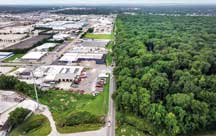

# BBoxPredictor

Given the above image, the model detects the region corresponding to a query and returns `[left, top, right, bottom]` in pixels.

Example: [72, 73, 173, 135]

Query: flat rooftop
[77, 39, 110, 48]
[59, 52, 104, 62]
[35, 43, 57, 51]
[0, 52, 13, 56]
[22, 51, 47, 60]
[34, 65, 84, 82]
[70, 46, 107, 54]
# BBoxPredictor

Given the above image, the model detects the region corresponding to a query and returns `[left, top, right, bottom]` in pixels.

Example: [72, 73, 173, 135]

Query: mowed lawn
[84, 33, 113, 40]
[39, 78, 110, 133]
[3, 54, 24, 62]
[9, 114, 51, 136]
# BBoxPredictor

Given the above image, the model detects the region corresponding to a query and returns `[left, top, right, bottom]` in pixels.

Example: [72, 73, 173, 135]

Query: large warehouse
[35, 43, 57, 52]
[77, 39, 110, 48]
[59, 53, 105, 64]
[33, 65, 84, 82]
[21, 51, 47, 60]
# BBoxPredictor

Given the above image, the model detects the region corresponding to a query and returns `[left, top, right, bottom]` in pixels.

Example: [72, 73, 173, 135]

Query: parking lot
[69, 62, 110, 94]
[4, 35, 50, 50]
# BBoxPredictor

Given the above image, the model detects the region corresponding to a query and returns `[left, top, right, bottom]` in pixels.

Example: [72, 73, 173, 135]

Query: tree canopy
[113, 14, 216, 136]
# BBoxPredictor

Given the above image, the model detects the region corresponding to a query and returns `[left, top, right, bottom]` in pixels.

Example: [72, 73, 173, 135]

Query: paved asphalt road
[107, 67, 116, 136]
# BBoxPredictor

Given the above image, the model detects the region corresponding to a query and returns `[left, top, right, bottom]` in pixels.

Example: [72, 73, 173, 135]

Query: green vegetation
[3, 54, 24, 62]
[55, 124, 102, 133]
[116, 112, 152, 136]
[106, 53, 113, 66]
[39, 77, 110, 133]
[84, 33, 113, 39]
[0, 75, 46, 99]
[39, 90, 107, 133]
[116, 124, 149, 136]
[105, 40, 115, 66]
[106, 41, 114, 50]
[83, 78, 110, 115]
[113, 14, 216, 136]
[9, 114, 51, 136]
[0, 75, 110, 133]
[8, 108, 31, 128]
[87, 28, 94, 33]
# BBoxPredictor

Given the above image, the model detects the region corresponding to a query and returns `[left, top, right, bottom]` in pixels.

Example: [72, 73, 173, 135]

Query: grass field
[82, 78, 110, 115]
[39, 78, 110, 133]
[3, 54, 24, 62]
[106, 54, 113, 66]
[84, 33, 113, 40]
[9, 114, 51, 136]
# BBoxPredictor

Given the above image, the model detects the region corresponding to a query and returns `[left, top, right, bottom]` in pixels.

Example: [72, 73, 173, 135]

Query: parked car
[107, 121, 111, 127]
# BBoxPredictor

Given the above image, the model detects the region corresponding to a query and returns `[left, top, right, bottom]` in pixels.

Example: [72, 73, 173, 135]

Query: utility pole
[31, 71, 39, 111]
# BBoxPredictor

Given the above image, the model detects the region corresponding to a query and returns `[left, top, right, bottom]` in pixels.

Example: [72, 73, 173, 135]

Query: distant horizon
[1, 0, 216, 6]
[1, 3, 216, 6]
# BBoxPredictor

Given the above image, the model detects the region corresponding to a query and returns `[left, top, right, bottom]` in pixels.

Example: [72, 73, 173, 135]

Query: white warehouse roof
[59, 52, 104, 62]
[35, 43, 57, 51]
[53, 34, 69, 40]
[34, 65, 84, 82]
[22, 52, 47, 60]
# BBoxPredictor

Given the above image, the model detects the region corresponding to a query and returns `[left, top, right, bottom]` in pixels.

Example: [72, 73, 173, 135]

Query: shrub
[8, 108, 31, 128]
[63, 111, 102, 126]
[22, 118, 45, 133]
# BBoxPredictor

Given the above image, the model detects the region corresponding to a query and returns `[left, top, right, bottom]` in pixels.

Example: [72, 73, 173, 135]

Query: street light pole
[31, 71, 39, 111]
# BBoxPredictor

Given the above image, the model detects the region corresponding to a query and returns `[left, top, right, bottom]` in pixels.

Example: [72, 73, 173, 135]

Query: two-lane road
[107, 67, 116, 136]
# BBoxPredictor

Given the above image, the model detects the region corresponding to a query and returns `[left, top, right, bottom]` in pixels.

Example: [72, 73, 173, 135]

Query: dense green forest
[55, 5, 216, 16]
[113, 14, 216, 136]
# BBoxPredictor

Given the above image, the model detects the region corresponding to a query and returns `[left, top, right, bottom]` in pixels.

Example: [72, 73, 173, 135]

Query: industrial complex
[0, 10, 115, 135]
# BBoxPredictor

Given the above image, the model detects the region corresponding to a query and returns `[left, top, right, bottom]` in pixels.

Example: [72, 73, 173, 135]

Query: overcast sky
[0, 0, 216, 5]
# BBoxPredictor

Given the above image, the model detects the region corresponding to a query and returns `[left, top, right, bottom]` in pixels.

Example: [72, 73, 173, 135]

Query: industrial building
[33, 65, 84, 82]
[90, 16, 114, 34]
[21, 51, 47, 60]
[76, 39, 110, 48]
[35, 21, 87, 30]
[0, 52, 13, 61]
[59, 52, 105, 64]
[53, 33, 70, 41]
[35, 43, 57, 52]
[70, 46, 107, 54]
[58, 39, 109, 64]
